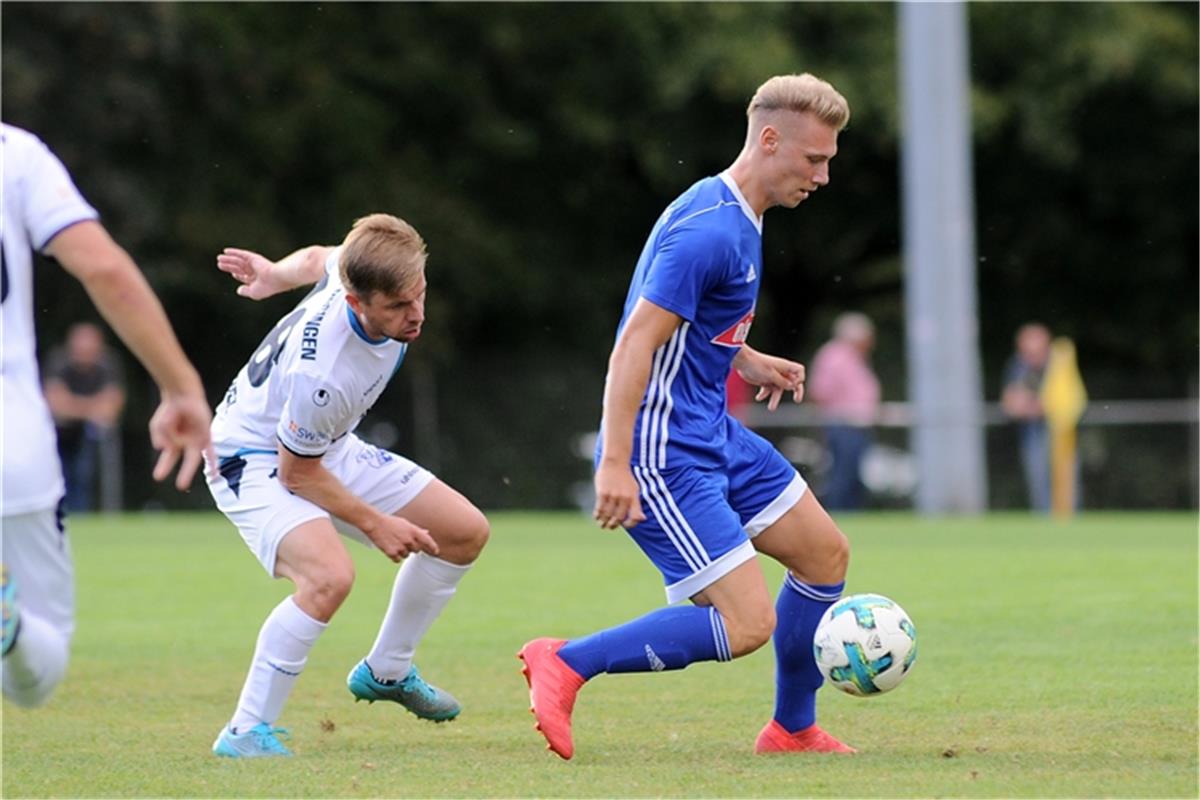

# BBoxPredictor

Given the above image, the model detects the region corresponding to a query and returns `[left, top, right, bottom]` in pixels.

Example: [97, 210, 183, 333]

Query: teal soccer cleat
[212, 723, 292, 758]
[346, 660, 461, 722]
[2, 564, 18, 657]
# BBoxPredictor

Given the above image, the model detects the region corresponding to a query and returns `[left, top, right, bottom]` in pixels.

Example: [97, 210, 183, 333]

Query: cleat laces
[248, 725, 291, 754]
[398, 670, 438, 702]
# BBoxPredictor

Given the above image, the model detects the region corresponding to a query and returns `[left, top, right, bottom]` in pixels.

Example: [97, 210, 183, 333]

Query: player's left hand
[737, 350, 805, 411]
[149, 392, 216, 490]
[217, 247, 285, 301]
[593, 460, 646, 530]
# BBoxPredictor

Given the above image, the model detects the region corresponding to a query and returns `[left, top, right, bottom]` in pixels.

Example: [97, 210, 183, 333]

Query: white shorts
[206, 435, 435, 575]
[1, 505, 75, 642]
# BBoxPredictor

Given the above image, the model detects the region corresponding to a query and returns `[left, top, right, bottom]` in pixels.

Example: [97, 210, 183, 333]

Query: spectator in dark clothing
[43, 322, 125, 512]
[1001, 322, 1051, 512]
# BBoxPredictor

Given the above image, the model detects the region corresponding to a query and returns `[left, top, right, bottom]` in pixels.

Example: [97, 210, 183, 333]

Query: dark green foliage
[3, 2, 1195, 508]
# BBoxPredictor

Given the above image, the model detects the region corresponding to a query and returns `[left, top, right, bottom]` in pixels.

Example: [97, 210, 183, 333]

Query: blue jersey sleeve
[640, 223, 729, 322]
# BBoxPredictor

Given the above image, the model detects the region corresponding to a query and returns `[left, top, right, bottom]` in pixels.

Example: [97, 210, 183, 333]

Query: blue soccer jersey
[606, 172, 763, 471]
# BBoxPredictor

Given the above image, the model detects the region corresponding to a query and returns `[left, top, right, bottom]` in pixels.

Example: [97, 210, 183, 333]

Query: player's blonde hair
[339, 213, 427, 299]
[747, 73, 850, 131]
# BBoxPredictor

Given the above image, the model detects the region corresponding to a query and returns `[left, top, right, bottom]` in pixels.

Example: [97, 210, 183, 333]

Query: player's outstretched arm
[594, 298, 682, 530]
[733, 345, 806, 411]
[217, 245, 331, 300]
[46, 220, 215, 489]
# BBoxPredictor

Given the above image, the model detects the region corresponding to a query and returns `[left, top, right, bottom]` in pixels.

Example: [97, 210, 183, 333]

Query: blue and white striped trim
[233, 447, 279, 458]
[664, 540, 756, 605]
[638, 322, 689, 470]
[708, 607, 732, 662]
[634, 465, 710, 572]
[666, 200, 743, 233]
[743, 472, 808, 537]
[783, 573, 845, 603]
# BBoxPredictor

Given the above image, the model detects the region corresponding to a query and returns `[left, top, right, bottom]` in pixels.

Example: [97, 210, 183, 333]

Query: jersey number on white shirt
[247, 307, 307, 388]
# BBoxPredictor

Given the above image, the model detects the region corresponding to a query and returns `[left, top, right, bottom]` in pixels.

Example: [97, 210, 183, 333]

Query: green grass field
[3, 511, 1196, 798]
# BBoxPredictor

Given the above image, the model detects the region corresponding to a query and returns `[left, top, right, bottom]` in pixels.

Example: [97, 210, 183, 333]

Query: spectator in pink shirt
[808, 312, 880, 510]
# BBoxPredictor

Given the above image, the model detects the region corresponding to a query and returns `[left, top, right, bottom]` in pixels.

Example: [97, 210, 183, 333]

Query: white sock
[2, 611, 69, 708]
[365, 554, 470, 681]
[229, 596, 326, 733]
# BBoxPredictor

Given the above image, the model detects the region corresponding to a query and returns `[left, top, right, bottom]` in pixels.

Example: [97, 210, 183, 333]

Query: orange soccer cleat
[518, 637, 586, 760]
[754, 720, 857, 754]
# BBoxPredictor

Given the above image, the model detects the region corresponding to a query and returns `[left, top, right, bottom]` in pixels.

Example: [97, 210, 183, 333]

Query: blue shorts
[626, 417, 807, 603]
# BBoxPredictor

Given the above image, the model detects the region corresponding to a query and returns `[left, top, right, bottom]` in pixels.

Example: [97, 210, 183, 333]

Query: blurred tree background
[3, 2, 1196, 510]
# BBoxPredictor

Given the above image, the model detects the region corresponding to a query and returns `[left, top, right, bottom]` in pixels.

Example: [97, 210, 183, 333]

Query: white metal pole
[898, 1, 988, 513]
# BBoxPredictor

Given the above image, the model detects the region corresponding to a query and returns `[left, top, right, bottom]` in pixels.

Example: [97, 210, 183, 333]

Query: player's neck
[725, 156, 769, 217]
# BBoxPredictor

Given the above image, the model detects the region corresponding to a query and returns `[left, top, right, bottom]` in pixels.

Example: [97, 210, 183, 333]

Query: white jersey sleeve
[1, 123, 100, 515]
[19, 135, 100, 249]
[276, 371, 351, 457]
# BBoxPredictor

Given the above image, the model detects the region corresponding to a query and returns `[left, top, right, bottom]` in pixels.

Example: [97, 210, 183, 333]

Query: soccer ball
[813, 593, 917, 697]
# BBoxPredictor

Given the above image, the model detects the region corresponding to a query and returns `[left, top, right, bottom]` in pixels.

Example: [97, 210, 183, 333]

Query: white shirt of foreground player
[1, 123, 100, 514]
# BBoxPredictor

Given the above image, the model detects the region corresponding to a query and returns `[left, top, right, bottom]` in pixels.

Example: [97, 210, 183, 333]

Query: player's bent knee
[823, 529, 851, 579]
[297, 563, 355, 618]
[788, 529, 851, 585]
[440, 507, 490, 565]
[465, 509, 490, 558]
[727, 607, 777, 658]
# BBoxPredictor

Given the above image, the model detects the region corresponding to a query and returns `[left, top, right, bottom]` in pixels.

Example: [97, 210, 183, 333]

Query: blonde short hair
[747, 73, 850, 131]
[339, 214, 427, 299]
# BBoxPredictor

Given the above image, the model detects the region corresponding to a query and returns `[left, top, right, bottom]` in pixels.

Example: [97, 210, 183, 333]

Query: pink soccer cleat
[518, 637, 586, 760]
[754, 720, 857, 754]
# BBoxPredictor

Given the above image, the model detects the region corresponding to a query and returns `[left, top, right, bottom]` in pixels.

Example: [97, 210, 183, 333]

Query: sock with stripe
[229, 595, 327, 732]
[771, 575, 844, 732]
[557, 605, 731, 680]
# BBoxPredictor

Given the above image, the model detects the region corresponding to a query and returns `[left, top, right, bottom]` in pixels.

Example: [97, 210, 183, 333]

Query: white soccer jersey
[212, 247, 408, 459]
[1, 123, 99, 515]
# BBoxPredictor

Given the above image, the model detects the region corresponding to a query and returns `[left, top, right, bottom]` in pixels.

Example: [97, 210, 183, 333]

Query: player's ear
[759, 124, 779, 155]
[345, 292, 363, 313]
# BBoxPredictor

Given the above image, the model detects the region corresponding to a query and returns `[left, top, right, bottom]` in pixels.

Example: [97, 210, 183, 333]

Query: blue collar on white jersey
[346, 304, 390, 345]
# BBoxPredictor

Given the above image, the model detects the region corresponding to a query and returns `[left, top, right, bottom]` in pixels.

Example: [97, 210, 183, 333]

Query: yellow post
[1039, 337, 1087, 518]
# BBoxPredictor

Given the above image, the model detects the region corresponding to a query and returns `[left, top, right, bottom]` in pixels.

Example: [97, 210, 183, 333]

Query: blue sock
[772, 574, 844, 732]
[558, 605, 731, 680]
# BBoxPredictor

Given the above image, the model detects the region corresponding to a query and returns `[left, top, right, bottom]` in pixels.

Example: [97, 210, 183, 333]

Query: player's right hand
[217, 247, 279, 301]
[149, 391, 216, 490]
[593, 461, 646, 530]
[371, 515, 440, 562]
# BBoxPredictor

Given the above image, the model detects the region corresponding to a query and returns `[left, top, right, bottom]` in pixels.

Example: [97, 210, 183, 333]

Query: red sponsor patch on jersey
[712, 308, 755, 347]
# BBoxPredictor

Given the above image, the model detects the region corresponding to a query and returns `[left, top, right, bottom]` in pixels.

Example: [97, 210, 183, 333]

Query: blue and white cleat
[2, 564, 18, 657]
[212, 723, 292, 758]
[347, 659, 461, 722]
